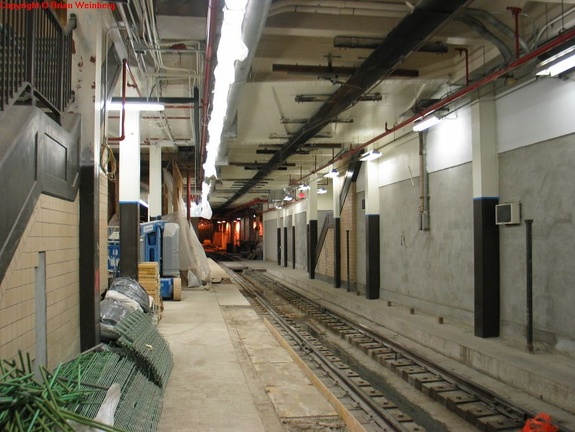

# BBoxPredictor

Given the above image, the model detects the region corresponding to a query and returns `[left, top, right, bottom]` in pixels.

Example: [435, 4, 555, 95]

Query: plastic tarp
[163, 169, 212, 286]
[108, 277, 151, 313]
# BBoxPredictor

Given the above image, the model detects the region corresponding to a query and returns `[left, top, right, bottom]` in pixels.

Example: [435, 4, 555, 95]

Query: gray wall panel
[264, 218, 278, 262]
[295, 211, 307, 271]
[499, 134, 575, 351]
[380, 163, 474, 323]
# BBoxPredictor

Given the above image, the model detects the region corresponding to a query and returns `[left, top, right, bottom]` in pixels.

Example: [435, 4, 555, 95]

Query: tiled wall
[316, 184, 358, 285]
[0, 194, 80, 369]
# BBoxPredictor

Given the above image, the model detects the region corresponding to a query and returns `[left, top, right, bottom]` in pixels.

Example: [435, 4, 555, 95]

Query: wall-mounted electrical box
[495, 202, 521, 225]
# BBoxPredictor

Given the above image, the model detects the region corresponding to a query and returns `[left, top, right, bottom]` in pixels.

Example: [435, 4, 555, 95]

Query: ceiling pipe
[200, 0, 220, 185]
[268, 0, 408, 18]
[293, 26, 575, 186]
[216, 0, 273, 164]
[220, 0, 473, 209]
[464, 8, 530, 56]
[456, 15, 514, 63]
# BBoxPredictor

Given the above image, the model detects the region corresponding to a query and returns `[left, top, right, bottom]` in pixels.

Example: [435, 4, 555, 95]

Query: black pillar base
[292, 226, 296, 269]
[119, 202, 140, 280]
[334, 217, 341, 288]
[366, 214, 380, 299]
[473, 197, 500, 338]
[308, 220, 317, 279]
[79, 165, 100, 351]
[284, 226, 288, 267]
[277, 227, 281, 265]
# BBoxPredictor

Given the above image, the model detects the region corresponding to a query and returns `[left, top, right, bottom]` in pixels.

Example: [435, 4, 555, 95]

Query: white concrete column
[471, 96, 500, 338]
[364, 157, 380, 299]
[149, 144, 162, 219]
[119, 110, 141, 279]
[119, 110, 140, 203]
[307, 182, 318, 222]
[365, 159, 380, 215]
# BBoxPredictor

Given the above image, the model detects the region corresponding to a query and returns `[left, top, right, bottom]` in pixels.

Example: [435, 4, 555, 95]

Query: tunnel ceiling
[107, 0, 575, 217]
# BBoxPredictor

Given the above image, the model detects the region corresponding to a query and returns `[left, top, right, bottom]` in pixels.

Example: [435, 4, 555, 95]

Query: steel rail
[222, 265, 420, 432]
[243, 269, 572, 432]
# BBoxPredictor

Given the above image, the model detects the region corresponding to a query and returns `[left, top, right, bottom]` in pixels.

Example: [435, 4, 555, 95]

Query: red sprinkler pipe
[293, 27, 575, 185]
[108, 59, 128, 142]
[456, 48, 470, 86]
[507, 7, 522, 59]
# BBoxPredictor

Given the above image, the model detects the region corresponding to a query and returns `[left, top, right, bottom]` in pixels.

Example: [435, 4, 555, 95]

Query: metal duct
[457, 15, 514, 63]
[216, 0, 272, 165]
[464, 9, 530, 55]
[220, 0, 473, 209]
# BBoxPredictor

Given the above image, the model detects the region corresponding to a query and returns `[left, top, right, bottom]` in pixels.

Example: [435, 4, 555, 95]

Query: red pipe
[200, 0, 219, 182]
[294, 27, 575, 185]
[456, 48, 470, 86]
[108, 59, 128, 142]
[507, 7, 522, 59]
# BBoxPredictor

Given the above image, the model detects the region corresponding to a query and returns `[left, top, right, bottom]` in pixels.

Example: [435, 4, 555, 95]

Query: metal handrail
[0, 7, 76, 120]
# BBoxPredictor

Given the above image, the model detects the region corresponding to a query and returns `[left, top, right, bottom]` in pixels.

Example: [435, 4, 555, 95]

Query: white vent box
[495, 202, 521, 225]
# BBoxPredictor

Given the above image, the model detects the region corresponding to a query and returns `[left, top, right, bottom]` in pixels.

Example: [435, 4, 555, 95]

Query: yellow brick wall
[340, 183, 357, 286]
[316, 183, 357, 285]
[316, 227, 335, 278]
[0, 194, 81, 369]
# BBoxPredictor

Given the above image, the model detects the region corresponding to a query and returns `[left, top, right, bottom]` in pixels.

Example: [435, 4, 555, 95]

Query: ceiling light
[412, 115, 441, 132]
[283, 194, 293, 201]
[317, 188, 328, 194]
[323, 168, 339, 178]
[108, 101, 165, 111]
[536, 45, 575, 77]
[359, 150, 382, 162]
[298, 184, 310, 191]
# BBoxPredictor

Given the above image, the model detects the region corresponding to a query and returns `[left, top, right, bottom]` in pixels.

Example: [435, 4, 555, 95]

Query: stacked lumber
[138, 262, 163, 319]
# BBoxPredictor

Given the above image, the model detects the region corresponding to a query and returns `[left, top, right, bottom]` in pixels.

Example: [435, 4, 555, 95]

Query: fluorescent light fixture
[108, 102, 165, 111]
[412, 115, 441, 132]
[359, 150, 382, 162]
[317, 187, 328, 194]
[323, 168, 339, 178]
[536, 45, 575, 77]
[298, 183, 310, 191]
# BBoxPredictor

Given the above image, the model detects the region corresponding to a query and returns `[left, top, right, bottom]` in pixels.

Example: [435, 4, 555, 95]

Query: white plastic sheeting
[163, 169, 212, 286]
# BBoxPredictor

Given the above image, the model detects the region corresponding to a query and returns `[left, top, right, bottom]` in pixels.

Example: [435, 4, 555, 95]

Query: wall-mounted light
[536, 45, 575, 77]
[298, 184, 310, 191]
[317, 187, 328, 194]
[323, 168, 339, 178]
[412, 115, 441, 132]
[359, 150, 382, 162]
[283, 194, 293, 201]
[108, 100, 165, 111]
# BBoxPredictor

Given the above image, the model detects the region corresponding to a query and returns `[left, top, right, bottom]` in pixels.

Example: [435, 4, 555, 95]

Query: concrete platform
[240, 260, 575, 431]
[156, 282, 342, 432]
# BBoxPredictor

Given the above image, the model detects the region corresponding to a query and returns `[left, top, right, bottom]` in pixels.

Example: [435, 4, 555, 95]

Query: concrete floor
[156, 282, 343, 432]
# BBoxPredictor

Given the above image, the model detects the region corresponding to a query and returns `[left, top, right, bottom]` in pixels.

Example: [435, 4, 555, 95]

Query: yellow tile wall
[0, 194, 81, 369]
[316, 183, 358, 284]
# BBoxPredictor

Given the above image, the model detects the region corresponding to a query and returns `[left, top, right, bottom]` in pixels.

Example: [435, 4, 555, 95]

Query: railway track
[212, 257, 566, 432]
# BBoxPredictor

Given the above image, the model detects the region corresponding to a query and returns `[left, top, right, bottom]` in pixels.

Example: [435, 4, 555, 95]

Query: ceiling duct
[220, 0, 473, 209]
[214, 0, 272, 166]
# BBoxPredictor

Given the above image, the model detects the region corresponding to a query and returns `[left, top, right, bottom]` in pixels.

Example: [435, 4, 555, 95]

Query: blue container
[160, 278, 173, 299]
[140, 221, 165, 263]
[108, 243, 120, 272]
